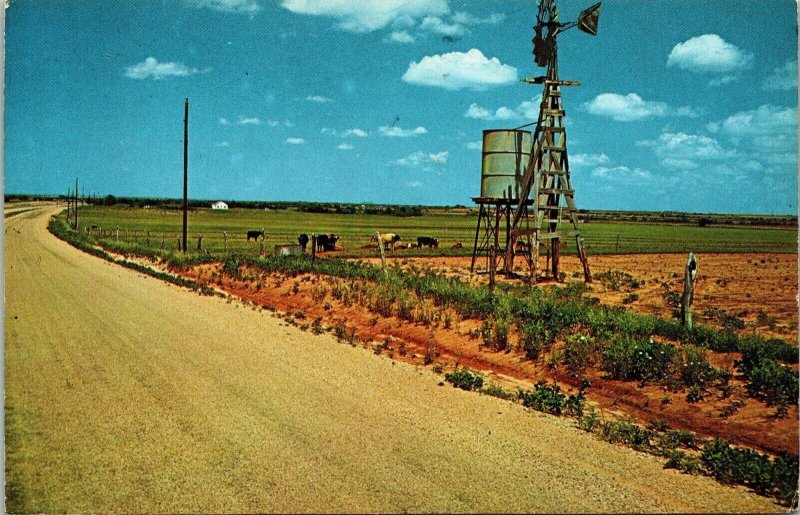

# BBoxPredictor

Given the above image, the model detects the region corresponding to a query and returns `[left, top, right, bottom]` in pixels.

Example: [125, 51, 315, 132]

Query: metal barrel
[480, 129, 532, 201]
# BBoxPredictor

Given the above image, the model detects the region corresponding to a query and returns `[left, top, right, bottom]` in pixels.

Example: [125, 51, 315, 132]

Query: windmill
[503, 0, 601, 283]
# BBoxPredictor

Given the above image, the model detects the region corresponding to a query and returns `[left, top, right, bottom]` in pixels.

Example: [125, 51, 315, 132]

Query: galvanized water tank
[480, 129, 532, 200]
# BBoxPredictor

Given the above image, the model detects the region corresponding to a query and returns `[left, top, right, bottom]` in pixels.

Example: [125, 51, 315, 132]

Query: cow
[451, 242, 463, 249]
[247, 230, 265, 241]
[371, 232, 401, 251]
[316, 233, 339, 252]
[417, 236, 439, 249]
[298, 233, 309, 252]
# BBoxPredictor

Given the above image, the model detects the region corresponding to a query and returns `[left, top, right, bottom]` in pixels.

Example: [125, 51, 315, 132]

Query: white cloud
[465, 140, 482, 150]
[402, 49, 517, 90]
[388, 31, 415, 44]
[268, 119, 294, 127]
[407, 180, 423, 188]
[707, 105, 797, 167]
[762, 61, 797, 91]
[214, 141, 230, 147]
[419, 16, 464, 37]
[584, 93, 667, 121]
[343, 128, 368, 137]
[637, 132, 734, 166]
[280, 0, 448, 33]
[464, 101, 534, 121]
[571, 153, 609, 167]
[286, 137, 305, 144]
[707, 105, 797, 138]
[452, 11, 505, 25]
[125, 57, 203, 80]
[322, 127, 368, 137]
[592, 165, 651, 180]
[394, 150, 448, 166]
[428, 151, 449, 163]
[707, 75, 738, 87]
[337, 143, 353, 150]
[306, 95, 333, 103]
[185, 0, 261, 15]
[219, 117, 230, 125]
[378, 125, 427, 137]
[237, 116, 261, 125]
[464, 103, 491, 119]
[667, 34, 753, 73]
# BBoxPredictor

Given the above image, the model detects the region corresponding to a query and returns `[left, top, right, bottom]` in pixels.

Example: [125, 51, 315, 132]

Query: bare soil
[178, 252, 798, 456]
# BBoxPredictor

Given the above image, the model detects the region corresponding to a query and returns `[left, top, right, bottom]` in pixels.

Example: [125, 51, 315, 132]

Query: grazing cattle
[298, 233, 309, 252]
[417, 236, 439, 249]
[371, 232, 401, 251]
[247, 230, 265, 241]
[316, 233, 339, 252]
[451, 242, 463, 249]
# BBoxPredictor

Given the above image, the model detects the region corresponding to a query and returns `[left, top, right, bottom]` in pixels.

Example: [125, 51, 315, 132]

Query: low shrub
[701, 439, 776, 497]
[601, 336, 680, 384]
[562, 333, 600, 377]
[444, 368, 484, 391]
[518, 382, 567, 415]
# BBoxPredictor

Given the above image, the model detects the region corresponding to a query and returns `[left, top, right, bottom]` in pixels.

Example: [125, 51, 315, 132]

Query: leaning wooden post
[177, 238, 182, 252]
[146, 231, 151, 247]
[116, 226, 119, 241]
[259, 236, 265, 257]
[197, 236, 203, 252]
[223, 231, 228, 253]
[375, 231, 387, 277]
[681, 253, 698, 329]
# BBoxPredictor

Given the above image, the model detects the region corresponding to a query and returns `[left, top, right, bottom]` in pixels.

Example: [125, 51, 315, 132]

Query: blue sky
[4, 0, 798, 213]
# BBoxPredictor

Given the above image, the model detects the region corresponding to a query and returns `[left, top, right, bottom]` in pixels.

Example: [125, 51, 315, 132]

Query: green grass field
[74, 206, 798, 256]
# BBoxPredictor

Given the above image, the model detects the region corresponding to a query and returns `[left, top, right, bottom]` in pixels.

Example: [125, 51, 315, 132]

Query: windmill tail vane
[533, 0, 602, 66]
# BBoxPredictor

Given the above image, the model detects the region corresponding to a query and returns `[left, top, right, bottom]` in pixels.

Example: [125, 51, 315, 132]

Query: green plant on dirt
[663, 450, 703, 474]
[701, 438, 799, 505]
[481, 383, 514, 400]
[562, 333, 600, 377]
[594, 270, 641, 291]
[601, 336, 680, 385]
[444, 368, 484, 391]
[518, 382, 570, 416]
[598, 416, 654, 452]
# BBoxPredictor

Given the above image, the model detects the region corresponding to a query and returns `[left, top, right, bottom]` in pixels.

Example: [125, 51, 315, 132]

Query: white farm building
[211, 201, 228, 210]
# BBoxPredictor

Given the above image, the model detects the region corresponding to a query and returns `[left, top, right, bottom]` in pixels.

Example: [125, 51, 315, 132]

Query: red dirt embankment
[178, 252, 798, 456]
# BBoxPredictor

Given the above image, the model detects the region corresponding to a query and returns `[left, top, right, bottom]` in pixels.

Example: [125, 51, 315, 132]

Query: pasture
[75, 206, 798, 256]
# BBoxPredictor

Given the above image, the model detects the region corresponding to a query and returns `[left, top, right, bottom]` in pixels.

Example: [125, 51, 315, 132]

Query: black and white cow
[417, 236, 439, 249]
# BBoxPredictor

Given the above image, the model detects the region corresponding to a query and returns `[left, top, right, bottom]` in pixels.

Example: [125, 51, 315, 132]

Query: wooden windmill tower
[503, 0, 601, 283]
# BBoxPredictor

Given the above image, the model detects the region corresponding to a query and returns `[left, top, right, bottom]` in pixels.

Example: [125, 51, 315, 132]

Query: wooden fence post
[177, 238, 182, 252]
[146, 231, 151, 247]
[161, 234, 165, 249]
[197, 235, 203, 252]
[681, 253, 698, 328]
[375, 231, 387, 277]
[223, 231, 227, 253]
[311, 234, 317, 265]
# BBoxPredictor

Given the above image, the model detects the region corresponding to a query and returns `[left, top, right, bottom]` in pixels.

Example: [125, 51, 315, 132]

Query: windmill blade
[577, 2, 601, 35]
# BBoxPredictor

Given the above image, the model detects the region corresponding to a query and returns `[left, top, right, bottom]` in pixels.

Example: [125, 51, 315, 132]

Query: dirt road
[4, 207, 780, 513]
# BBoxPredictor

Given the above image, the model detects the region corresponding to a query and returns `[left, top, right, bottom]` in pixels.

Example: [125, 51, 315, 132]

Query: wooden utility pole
[182, 98, 189, 254]
[74, 177, 79, 229]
